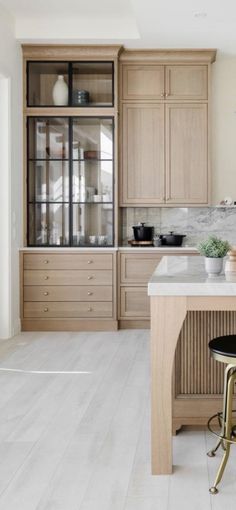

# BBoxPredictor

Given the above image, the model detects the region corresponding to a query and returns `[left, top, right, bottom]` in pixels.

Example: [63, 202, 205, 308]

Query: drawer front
[120, 287, 150, 319]
[24, 270, 112, 286]
[24, 253, 113, 270]
[24, 301, 113, 318]
[120, 253, 162, 284]
[24, 286, 113, 302]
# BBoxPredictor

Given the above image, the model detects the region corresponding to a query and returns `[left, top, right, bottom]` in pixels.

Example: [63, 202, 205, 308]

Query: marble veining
[148, 255, 236, 296]
[121, 207, 236, 246]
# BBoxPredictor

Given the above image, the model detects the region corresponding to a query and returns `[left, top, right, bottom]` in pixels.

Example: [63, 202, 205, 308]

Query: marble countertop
[148, 255, 236, 296]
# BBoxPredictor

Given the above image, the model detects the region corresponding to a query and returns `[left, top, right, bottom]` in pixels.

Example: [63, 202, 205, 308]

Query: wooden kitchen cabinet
[121, 64, 208, 101]
[120, 101, 208, 206]
[118, 250, 196, 327]
[121, 65, 164, 100]
[165, 103, 208, 204]
[165, 65, 208, 100]
[119, 50, 215, 207]
[21, 250, 117, 331]
[121, 103, 165, 205]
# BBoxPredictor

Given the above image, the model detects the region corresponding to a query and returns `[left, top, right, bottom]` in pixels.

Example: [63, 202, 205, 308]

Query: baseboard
[119, 320, 150, 329]
[21, 319, 118, 332]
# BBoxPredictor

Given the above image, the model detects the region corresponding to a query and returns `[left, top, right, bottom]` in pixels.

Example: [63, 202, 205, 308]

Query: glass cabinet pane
[28, 161, 69, 202]
[72, 117, 114, 247]
[72, 62, 113, 106]
[72, 204, 113, 246]
[27, 62, 69, 106]
[28, 204, 69, 246]
[28, 118, 69, 160]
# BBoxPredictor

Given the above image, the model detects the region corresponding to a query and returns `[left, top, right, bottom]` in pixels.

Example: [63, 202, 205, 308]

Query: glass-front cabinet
[27, 61, 114, 107]
[27, 117, 114, 247]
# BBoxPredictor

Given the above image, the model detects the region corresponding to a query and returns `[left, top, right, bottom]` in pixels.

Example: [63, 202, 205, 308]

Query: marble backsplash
[121, 207, 236, 246]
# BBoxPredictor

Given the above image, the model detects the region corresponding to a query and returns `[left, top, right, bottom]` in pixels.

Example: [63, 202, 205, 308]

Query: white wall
[212, 57, 236, 204]
[0, 6, 22, 338]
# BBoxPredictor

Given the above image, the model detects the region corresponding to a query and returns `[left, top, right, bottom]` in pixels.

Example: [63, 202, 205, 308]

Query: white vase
[52, 75, 68, 106]
[204, 257, 223, 277]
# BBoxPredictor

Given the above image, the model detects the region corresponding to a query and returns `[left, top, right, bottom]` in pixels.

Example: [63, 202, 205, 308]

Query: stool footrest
[207, 411, 236, 445]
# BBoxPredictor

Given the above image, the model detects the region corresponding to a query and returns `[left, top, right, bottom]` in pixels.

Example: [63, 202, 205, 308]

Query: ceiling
[1, 0, 236, 54]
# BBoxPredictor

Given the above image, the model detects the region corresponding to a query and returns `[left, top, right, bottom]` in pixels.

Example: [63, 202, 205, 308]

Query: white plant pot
[204, 257, 223, 277]
[52, 75, 68, 106]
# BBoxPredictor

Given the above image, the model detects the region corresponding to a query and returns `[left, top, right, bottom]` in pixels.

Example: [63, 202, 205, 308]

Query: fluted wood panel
[175, 311, 236, 396]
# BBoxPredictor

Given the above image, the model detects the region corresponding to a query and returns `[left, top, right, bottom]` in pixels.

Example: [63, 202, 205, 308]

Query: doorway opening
[0, 75, 11, 339]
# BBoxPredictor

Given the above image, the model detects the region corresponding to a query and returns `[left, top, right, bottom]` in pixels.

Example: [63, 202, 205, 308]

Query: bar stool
[207, 335, 236, 494]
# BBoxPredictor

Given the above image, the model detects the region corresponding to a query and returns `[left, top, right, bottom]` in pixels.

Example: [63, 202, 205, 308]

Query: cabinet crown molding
[119, 49, 217, 63]
[22, 44, 123, 60]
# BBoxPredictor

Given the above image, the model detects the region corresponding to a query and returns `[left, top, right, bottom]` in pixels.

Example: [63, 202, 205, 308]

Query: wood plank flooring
[0, 330, 235, 509]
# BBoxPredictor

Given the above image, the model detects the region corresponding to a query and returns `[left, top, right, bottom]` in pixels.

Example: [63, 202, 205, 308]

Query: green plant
[197, 236, 231, 258]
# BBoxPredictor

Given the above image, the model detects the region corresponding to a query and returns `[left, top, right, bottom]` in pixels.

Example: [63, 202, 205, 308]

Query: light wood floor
[0, 330, 235, 509]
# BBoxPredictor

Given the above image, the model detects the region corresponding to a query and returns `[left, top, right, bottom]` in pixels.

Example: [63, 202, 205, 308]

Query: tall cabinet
[119, 50, 216, 206]
[21, 45, 122, 331]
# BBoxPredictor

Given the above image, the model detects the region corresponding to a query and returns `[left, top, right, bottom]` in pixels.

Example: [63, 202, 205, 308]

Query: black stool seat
[209, 335, 236, 358]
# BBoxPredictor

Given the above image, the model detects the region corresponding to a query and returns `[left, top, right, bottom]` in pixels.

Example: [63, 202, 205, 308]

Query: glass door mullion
[69, 117, 73, 246]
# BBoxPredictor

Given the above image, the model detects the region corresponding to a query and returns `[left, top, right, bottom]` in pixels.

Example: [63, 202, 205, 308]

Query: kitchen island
[148, 256, 236, 475]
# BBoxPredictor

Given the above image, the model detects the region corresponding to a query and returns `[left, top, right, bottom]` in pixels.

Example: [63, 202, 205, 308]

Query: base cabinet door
[121, 103, 165, 205]
[120, 287, 150, 319]
[165, 104, 208, 204]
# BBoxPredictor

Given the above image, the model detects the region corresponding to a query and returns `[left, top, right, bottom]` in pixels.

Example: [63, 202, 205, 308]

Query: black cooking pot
[160, 231, 186, 247]
[132, 223, 153, 242]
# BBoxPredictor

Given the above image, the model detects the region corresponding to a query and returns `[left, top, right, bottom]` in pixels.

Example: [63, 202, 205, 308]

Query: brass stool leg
[209, 367, 236, 494]
[207, 365, 233, 458]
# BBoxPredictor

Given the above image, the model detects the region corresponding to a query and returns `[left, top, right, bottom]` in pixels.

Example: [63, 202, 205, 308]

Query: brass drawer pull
[87, 291, 93, 296]
[44, 276, 49, 280]
[88, 307, 93, 312]
[87, 260, 93, 264]
[87, 276, 93, 280]
[44, 260, 49, 264]
[43, 292, 49, 296]
[44, 307, 48, 312]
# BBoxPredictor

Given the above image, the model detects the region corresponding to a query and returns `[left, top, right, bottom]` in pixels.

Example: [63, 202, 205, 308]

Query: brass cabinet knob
[44, 260, 49, 264]
[88, 307, 93, 312]
[87, 260, 93, 264]
[44, 307, 48, 312]
[160, 93, 165, 97]
[43, 292, 49, 296]
[87, 276, 93, 280]
[44, 276, 49, 280]
[165, 92, 170, 98]
[87, 291, 93, 296]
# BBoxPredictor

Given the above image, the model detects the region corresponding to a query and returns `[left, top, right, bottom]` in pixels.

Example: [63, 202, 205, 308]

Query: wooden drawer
[24, 301, 113, 318]
[24, 270, 112, 286]
[120, 287, 150, 319]
[24, 253, 113, 270]
[122, 64, 164, 100]
[120, 253, 162, 284]
[24, 286, 112, 302]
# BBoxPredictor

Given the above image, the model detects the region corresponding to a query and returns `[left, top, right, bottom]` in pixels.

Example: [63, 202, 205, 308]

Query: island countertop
[148, 255, 236, 296]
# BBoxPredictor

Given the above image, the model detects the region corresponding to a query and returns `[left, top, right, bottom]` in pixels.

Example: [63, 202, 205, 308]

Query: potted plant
[197, 235, 231, 277]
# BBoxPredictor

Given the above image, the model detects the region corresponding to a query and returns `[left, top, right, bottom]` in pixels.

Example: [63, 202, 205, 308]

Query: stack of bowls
[72, 89, 90, 105]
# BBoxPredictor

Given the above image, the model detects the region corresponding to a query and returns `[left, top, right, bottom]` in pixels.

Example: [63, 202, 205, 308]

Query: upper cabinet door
[165, 65, 208, 100]
[121, 65, 165, 100]
[121, 103, 165, 205]
[165, 104, 208, 205]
